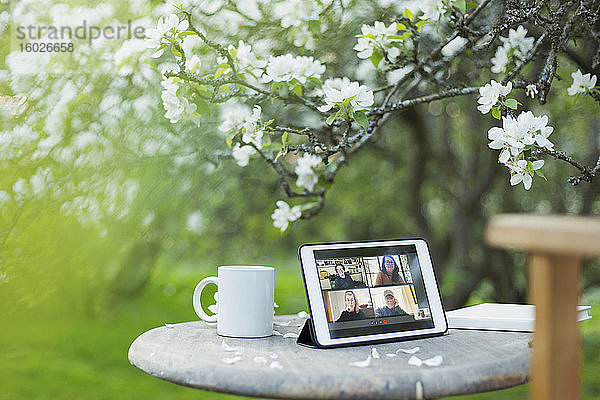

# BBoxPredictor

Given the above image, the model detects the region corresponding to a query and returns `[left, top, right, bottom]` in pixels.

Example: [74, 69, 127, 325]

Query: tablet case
[296, 318, 322, 348]
[296, 316, 449, 348]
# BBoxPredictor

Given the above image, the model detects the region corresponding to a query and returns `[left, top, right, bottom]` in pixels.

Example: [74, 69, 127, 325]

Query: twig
[534, 148, 598, 185]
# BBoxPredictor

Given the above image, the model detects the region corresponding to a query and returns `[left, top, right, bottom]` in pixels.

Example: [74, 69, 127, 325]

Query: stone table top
[128, 314, 531, 399]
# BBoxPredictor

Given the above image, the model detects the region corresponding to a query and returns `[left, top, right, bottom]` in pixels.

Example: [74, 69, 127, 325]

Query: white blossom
[488, 111, 554, 163]
[294, 56, 326, 84]
[349, 355, 372, 368]
[262, 54, 325, 84]
[567, 69, 597, 96]
[217, 41, 267, 77]
[508, 159, 544, 190]
[517, 111, 554, 150]
[219, 104, 264, 149]
[263, 54, 303, 83]
[318, 77, 374, 113]
[231, 144, 256, 167]
[423, 355, 443, 367]
[271, 200, 301, 231]
[418, 0, 445, 21]
[490, 46, 509, 74]
[502, 26, 534, 51]
[477, 80, 512, 114]
[292, 26, 316, 50]
[13, 178, 28, 201]
[271, 0, 324, 49]
[386, 66, 413, 85]
[441, 36, 468, 57]
[219, 103, 253, 134]
[241, 106, 264, 147]
[0, 191, 9, 204]
[114, 39, 148, 76]
[185, 55, 201, 72]
[295, 153, 321, 191]
[354, 21, 403, 63]
[273, 0, 321, 28]
[526, 84, 538, 99]
[145, 14, 190, 58]
[186, 210, 204, 234]
[160, 77, 197, 123]
[491, 26, 534, 74]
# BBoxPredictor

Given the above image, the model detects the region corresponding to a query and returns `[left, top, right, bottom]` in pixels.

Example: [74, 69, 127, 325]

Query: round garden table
[128, 314, 531, 399]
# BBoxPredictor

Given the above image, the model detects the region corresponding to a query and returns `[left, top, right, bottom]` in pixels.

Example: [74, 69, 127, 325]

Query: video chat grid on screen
[314, 245, 434, 338]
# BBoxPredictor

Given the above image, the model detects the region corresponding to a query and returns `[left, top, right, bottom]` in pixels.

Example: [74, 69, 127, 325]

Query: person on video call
[374, 255, 405, 286]
[375, 290, 412, 318]
[332, 263, 357, 290]
[336, 291, 366, 322]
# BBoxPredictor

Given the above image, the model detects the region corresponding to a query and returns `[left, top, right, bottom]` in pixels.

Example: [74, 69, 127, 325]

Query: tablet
[298, 239, 447, 347]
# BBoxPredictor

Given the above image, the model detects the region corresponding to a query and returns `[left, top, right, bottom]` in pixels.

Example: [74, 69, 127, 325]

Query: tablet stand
[296, 318, 322, 348]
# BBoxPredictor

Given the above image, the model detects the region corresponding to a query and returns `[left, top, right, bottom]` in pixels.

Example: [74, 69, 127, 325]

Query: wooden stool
[486, 214, 600, 400]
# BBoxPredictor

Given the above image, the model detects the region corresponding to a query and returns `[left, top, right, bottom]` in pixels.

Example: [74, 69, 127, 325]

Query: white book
[446, 303, 592, 332]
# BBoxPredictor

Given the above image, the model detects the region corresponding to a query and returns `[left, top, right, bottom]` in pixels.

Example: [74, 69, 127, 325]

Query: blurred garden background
[1, 0, 600, 399]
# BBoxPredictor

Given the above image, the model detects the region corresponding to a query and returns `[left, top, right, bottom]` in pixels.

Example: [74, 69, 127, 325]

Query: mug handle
[193, 277, 219, 323]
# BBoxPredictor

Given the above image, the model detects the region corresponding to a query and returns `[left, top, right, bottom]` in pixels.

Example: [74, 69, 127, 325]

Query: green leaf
[466, 1, 479, 9]
[455, 0, 466, 13]
[278, 83, 289, 98]
[370, 49, 383, 68]
[353, 110, 369, 131]
[415, 20, 433, 32]
[291, 84, 302, 97]
[491, 107, 501, 120]
[225, 135, 234, 148]
[326, 112, 337, 125]
[171, 46, 182, 57]
[271, 82, 283, 91]
[308, 77, 322, 88]
[274, 149, 285, 162]
[299, 202, 319, 212]
[503, 98, 518, 110]
[178, 31, 197, 37]
[154, 43, 167, 52]
[195, 98, 210, 115]
[526, 161, 534, 176]
[275, 131, 290, 162]
[325, 114, 336, 125]
[214, 66, 227, 79]
[396, 23, 407, 31]
[535, 168, 547, 180]
[193, 84, 211, 97]
[403, 8, 414, 20]
[308, 20, 321, 36]
[342, 95, 356, 106]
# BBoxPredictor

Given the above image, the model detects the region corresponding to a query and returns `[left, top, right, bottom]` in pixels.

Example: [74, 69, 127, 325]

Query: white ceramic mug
[193, 266, 274, 338]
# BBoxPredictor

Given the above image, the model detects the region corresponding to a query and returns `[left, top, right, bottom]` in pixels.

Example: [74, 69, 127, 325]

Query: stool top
[486, 214, 600, 256]
[128, 314, 531, 399]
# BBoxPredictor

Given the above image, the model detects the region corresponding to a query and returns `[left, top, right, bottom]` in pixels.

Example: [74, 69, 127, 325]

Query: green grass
[1, 266, 598, 400]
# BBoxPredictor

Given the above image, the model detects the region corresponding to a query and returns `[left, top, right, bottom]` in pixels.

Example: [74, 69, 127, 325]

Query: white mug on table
[193, 265, 274, 338]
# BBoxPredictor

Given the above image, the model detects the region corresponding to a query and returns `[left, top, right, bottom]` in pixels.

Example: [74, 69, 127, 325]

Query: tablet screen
[314, 244, 434, 339]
